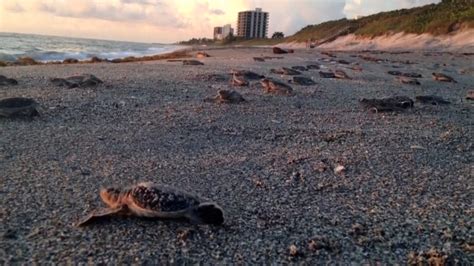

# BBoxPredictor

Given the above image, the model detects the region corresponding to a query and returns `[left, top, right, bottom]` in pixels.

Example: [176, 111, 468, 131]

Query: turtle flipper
[75, 205, 126, 227]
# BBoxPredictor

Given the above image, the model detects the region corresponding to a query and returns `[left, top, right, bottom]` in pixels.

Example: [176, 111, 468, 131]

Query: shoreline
[0, 47, 193, 67]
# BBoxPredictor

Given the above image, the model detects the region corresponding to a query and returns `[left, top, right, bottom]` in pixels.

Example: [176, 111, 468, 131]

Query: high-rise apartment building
[237, 8, 269, 39]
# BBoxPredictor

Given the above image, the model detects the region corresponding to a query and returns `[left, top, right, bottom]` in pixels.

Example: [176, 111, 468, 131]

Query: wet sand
[0, 48, 473, 264]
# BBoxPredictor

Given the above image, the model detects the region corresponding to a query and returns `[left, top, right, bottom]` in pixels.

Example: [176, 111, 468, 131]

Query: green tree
[271, 32, 285, 39]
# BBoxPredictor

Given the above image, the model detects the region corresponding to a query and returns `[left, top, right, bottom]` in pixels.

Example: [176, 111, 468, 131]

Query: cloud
[1, 1, 25, 12]
[120, 0, 161, 4]
[246, 0, 346, 35]
[32, 0, 187, 28]
[343, 0, 441, 18]
[210, 9, 225, 15]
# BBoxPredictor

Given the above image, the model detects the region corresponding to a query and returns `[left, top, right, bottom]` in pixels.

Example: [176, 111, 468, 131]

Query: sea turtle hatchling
[0, 97, 40, 117]
[76, 182, 225, 226]
[432, 72, 456, 83]
[260, 78, 293, 95]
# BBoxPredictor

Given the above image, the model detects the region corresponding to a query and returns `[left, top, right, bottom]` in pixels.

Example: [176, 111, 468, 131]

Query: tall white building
[222, 24, 233, 38]
[237, 8, 269, 39]
[213, 24, 234, 40]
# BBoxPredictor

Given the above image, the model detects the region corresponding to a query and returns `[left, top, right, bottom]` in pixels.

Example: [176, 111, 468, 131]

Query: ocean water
[0, 32, 184, 62]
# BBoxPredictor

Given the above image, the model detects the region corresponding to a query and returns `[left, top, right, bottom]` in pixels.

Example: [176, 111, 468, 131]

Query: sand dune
[282, 29, 474, 52]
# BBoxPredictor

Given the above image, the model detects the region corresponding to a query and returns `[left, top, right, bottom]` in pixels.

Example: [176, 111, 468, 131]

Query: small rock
[350, 223, 366, 236]
[334, 164, 345, 175]
[289, 244, 299, 256]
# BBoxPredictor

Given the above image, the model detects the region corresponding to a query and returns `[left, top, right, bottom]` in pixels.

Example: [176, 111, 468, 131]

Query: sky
[0, 0, 441, 43]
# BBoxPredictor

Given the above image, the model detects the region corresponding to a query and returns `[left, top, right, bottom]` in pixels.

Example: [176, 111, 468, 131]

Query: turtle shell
[130, 183, 201, 213]
[0, 97, 39, 117]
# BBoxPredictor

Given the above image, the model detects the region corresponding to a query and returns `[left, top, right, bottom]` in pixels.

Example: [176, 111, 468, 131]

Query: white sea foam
[0, 32, 184, 62]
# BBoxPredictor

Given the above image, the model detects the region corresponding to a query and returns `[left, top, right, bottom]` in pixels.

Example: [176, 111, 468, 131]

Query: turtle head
[189, 203, 224, 225]
[100, 187, 125, 208]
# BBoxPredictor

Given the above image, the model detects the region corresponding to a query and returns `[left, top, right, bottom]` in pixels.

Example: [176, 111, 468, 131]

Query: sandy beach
[1, 47, 473, 263]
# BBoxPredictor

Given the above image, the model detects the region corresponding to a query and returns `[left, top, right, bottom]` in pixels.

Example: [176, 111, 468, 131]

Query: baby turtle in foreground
[76, 182, 224, 227]
[183, 60, 204, 66]
[289, 76, 316, 86]
[204, 90, 246, 104]
[415, 95, 450, 105]
[260, 78, 293, 95]
[432, 72, 456, 83]
[0, 75, 18, 86]
[270, 67, 301, 76]
[232, 74, 249, 86]
[0, 97, 40, 117]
